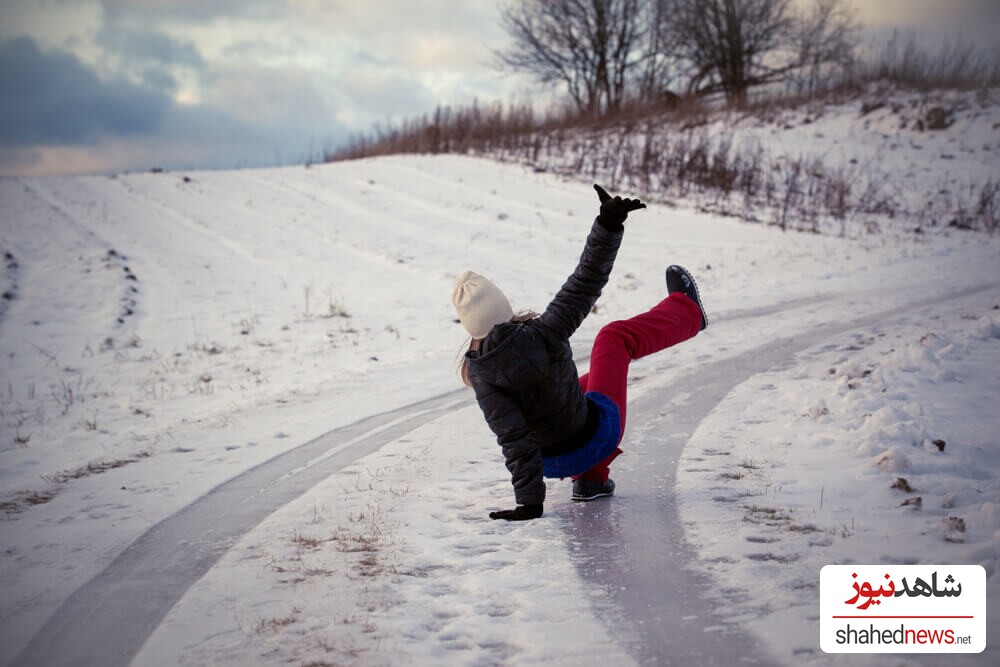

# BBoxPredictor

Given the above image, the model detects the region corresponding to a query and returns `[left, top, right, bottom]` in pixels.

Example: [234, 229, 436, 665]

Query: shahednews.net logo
[820, 565, 986, 653]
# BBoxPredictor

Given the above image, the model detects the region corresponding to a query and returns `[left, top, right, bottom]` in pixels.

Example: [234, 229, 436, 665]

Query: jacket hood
[467, 321, 548, 390]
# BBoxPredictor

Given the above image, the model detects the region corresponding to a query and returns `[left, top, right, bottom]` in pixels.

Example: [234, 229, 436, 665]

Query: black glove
[594, 184, 646, 231]
[489, 504, 543, 521]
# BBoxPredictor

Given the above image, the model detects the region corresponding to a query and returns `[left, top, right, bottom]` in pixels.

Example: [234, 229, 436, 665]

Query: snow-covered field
[521, 87, 1000, 239]
[1, 106, 998, 666]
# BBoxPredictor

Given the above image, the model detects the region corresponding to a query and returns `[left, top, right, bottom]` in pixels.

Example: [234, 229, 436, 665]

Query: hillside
[1, 140, 998, 664]
[335, 85, 1000, 238]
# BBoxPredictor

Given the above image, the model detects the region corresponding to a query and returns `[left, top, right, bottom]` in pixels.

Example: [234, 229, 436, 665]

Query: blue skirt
[541, 392, 621, 479]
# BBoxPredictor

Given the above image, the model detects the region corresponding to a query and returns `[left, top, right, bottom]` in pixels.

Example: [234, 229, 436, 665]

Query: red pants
[575, 292, 702, 482]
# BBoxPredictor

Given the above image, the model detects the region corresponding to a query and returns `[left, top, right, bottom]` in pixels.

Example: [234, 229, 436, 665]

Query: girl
[453, 184, 706, 521]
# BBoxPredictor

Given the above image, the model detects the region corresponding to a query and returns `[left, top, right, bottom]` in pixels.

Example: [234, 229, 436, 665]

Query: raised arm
[538, 185, 645, 339]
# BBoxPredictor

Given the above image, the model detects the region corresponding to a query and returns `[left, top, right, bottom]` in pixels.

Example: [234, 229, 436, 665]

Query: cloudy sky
[1, 0, 997, 177]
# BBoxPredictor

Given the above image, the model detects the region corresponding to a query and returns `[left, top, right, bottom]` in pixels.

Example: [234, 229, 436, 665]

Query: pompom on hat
[452, 270, 514, 339]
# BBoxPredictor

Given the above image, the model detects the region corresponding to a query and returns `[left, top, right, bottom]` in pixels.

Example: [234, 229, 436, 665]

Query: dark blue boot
[665, 265, 708, 331]
[572, 478, 616, 501]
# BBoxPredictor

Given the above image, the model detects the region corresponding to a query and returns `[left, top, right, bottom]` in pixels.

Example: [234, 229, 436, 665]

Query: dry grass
[3, 451, 152, 517]
[851, 32, 1000, 92]
[41, 450, 151, 484]
[330, 99, 997, 234]
[328, 34, 1000, 163]
[327, 37, 999, 235]
[1, 489, 58, 517]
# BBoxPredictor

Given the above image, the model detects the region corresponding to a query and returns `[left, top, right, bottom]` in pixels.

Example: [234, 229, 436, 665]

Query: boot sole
[666, 265, 708, 330]
[572, 491, 615, 502]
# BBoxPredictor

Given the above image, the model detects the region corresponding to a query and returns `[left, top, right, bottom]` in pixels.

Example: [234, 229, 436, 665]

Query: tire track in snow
[560, 281, 999, 666]
[239, 168, 574, 287]
[12, 390, 468, 667]
[129, 172, 385, 272]
[226, 172, 381, 254]
[233, 171, 437, 272]
[14, 181, 142, 337]
[110, 178, 261, 265]
[11, 284, 997, 667]
[343, 158, 577, 241]
[19, 180, 117, 250]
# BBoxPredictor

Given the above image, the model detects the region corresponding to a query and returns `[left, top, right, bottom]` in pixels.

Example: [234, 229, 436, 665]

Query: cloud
[96, 23, 204, 68]
[0, 2, 521, 175]
[401, 33, 495, 72]
[0, 88, 330, 177]
[288, 0, 501, 43]
[138, 65, 179, 93]
[0, 36, 169, 147]
[851, 0, 1000, 45]
[0, 34, 347, 175]
[276, 1, 507, 75]
[854, 0, 1000, 26]
[221, 36, 298, 62]
[98, 0, 279, 23]
[335, 63, 436, 117]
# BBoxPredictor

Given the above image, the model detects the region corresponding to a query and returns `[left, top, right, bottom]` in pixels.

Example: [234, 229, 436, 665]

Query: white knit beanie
[451, 270, 514, 339]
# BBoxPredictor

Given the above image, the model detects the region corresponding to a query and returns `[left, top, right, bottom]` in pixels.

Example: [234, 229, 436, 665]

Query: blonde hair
[458, 311, 539, 387]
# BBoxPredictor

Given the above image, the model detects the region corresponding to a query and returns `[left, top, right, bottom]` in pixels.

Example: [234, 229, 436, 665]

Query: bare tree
[666, 0, 856, 104]
[636, 0, 686, 104]
[496, 0, 856, 113]
[790, 0, 858, 94]
[669, 0, 792, 104]
[496, 0, 648, 114]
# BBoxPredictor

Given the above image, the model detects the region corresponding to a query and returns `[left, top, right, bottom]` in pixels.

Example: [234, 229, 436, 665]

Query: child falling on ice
[452, 184, 708, 521]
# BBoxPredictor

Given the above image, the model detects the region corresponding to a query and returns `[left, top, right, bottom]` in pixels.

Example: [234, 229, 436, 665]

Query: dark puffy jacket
[464, 219, 624, 505]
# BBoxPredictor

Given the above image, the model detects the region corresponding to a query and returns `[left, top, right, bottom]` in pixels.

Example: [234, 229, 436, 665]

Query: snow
[518, 87, 1000, 238]
[678, 298, 1000, 665]
[1, 96, 999, 666]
